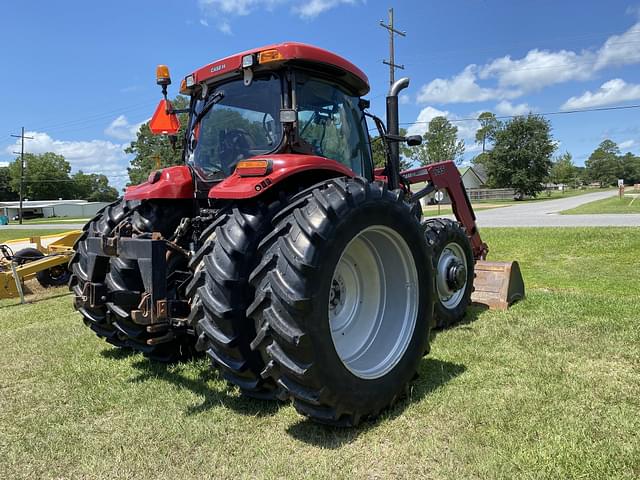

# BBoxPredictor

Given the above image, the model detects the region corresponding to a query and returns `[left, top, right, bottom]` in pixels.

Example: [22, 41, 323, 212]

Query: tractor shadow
[430, 304, 488, 341]
[286, 357, 466, 448]
[99, 347, 138, 360]
[126, 356, 284, 418]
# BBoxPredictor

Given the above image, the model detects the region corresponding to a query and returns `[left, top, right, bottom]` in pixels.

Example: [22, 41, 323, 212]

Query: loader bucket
[470, 260, 525, 310]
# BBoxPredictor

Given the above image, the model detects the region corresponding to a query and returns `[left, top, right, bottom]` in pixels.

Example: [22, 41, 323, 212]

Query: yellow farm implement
[0, 230, 81, 301]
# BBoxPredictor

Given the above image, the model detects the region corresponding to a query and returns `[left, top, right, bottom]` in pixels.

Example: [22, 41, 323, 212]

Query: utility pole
[379, 7, 406, 87]
[10, 127, 33, 225]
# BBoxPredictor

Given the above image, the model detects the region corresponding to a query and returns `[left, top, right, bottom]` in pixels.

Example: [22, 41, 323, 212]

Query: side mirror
[405, 135, 422, 147]
[149, 99, 181, 135]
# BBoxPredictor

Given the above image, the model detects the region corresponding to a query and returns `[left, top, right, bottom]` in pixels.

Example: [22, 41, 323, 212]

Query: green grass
[1, 228, 639, 479]
[561, 195, 640, 215]
[0, 229, 73, 243]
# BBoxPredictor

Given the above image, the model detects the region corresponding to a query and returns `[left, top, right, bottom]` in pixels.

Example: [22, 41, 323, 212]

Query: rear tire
[423, 218, 474, 328]
[249, 178, 433, 426]
[69, 199, 133, 346]
[194, 203, 284, 399]
[105, 201, 195, 362]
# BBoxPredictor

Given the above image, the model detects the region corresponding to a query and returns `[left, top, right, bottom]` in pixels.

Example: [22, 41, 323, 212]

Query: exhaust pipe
[386, 77, 409, 190]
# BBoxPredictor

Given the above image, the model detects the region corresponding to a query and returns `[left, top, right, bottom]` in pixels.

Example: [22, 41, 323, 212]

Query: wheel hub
[436, 242, 468, 309]
[328, 226, 419, 380]
[446, 261, 466, 291]
[329, 276, 346, 314]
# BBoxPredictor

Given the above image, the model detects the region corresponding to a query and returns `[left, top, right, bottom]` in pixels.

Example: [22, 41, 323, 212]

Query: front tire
[249, 178, 433, 426]
[423, 218, 474, 328]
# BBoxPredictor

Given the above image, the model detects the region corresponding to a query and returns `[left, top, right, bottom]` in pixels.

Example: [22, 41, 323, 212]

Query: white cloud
[480, 49, 595, 91]
[593, 22, 640, 70]
[416, 21, 640, 104]
[198, 0, 359, 21]
[561, 79, 640, 110]
[198, 0, 283, 16]
[399, 94, 410, 105]
[105, 115, 145, 142]
[200, 18, 209, 26]
[417, 65, 520, 104]
[4, 131, 130, 191]
[293, 0, 356, 19]
[495, 100, 534, 116]
[619, 139, 635, 150]
[218, 20, 232, 34]
[406, 106, 450, 137]
[407, 106, 479, 155]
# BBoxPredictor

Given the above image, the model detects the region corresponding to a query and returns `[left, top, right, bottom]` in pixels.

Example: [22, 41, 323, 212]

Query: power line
[30, 97, 157, 132]
[400, 103, 640, 126]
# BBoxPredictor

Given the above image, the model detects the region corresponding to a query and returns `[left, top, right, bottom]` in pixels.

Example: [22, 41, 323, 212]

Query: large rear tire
[194, 203, 284, 399]
[249, 178, 433, 426]
[105, 200, 195, 362]
[423, 218, 474, 328]
[69, 199, 133, 346]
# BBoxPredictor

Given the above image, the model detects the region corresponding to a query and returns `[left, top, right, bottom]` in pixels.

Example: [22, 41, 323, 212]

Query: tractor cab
[149, 43, 374, 195]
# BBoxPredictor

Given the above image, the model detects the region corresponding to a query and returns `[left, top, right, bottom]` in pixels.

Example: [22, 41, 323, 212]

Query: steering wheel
[222, 129, 253, 171]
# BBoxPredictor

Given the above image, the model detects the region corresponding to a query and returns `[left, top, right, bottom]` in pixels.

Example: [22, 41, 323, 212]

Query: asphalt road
[473, 189, 640, 227]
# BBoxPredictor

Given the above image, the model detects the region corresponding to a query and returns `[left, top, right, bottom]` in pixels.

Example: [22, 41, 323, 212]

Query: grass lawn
[1, 228, 639, 479]
[0, 229, 74, 243]
[561, 195, 640, 215]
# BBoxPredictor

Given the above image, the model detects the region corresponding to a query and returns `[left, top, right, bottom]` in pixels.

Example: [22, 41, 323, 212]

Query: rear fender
[208, 154, 355, 200]
[124, 166, 194, 200]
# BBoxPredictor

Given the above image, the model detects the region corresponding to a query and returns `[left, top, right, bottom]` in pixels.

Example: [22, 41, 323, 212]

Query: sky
[1, 0, 639, 191]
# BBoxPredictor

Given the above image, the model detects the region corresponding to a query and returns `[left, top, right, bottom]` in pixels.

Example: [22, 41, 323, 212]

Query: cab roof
[189, 42, 370, 97]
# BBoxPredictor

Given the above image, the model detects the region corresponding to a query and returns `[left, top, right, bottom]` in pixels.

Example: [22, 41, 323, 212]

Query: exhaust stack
[386, 77, 409, 190]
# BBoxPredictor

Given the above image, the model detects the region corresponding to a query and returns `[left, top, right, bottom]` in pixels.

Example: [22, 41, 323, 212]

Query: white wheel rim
[329, 226, 419, 380]
[435, 242, 468, 309]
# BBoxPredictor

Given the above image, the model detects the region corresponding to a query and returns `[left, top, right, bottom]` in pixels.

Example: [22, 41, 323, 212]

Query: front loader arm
[401, 161, 488, 260]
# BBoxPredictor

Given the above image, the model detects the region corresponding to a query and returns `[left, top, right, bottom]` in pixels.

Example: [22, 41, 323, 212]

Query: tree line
[372, 111, 640, 197]
[0, 152, 119, 202]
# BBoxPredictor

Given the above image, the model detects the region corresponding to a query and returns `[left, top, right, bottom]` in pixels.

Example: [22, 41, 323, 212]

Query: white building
[0, 199, 109, 220]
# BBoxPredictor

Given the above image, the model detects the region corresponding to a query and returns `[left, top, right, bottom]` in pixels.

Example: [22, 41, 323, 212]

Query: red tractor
[70, 43, 523, 425]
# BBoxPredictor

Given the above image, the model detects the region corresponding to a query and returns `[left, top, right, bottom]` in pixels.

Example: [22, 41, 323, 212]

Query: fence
[466, 188, 515, 201]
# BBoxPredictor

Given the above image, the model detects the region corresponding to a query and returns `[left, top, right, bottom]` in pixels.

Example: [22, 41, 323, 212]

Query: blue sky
[2, 0, 639, 191]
